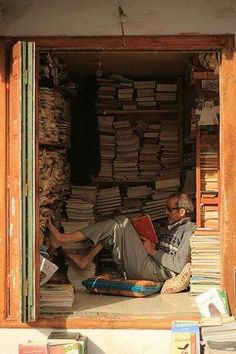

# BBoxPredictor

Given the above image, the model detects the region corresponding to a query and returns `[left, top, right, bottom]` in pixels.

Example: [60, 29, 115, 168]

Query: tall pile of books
[119, 185, 153, 219]
[148, 170, 180, 220]
[97, 115, 115, 180]
[201, 318, 236, 354]
[54, 91, 71, 148]
[190, 230, 220, 295]
[159, 120, 179, 171]
[134, 80, 157, 110]
[39, 88, 71, 147]
[40, 283, 75, 313]
[62, 185, 97, 236]
[39, 88, 59, 145]
[113, 120, 140, 181]
[156, 82, 178, 110]
[96, 186, 122, 218]
[39, 149, 70, 236]
[118, 85, 136, 111]
[200, 128, 219, 228]
[96, 77, 119, 111]
[139, 122, 162, 179]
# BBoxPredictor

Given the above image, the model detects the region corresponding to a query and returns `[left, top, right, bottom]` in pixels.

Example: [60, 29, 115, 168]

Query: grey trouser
[81, 215, 164, 281]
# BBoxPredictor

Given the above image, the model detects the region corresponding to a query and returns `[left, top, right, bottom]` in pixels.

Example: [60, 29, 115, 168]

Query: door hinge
[24, 183, 28, 197]
[24, 279, 28, 297]
[24, 69, 28, 85]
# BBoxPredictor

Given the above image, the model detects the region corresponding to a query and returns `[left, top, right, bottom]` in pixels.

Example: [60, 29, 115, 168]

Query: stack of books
[113, 120, 140, 181]
[97, 115, 115, 180]
[159, 120, 179, 171]
[201, 318, 236, 354]
[54, 91, 71, 148]
[61, 185, 97, 251]
[119, 185, 153, 219]
[139, 122, 162, 179]
[96, 186, 122, 218]
[96, 77, 119, 111]
[190, 230, 220, 295]
[40, 283, 75, 313]
[39, 149, 70, 207]
[39, 89, 71, 148]
[64, 185, 97, 224]
[118, 86, 136, 111]
[39, 88, 60, 145]
[148, 170, 180, 220]
[134, 80, 157, 110]
[48, 330, 87, 354]
[156, 82, 178, 110]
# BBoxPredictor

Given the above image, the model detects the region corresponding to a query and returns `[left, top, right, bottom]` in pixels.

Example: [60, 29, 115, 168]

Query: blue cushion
[82, 274, 163, 297]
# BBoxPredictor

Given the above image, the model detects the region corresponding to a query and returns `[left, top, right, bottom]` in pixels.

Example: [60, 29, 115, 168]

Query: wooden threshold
[0, 312, 200, 329]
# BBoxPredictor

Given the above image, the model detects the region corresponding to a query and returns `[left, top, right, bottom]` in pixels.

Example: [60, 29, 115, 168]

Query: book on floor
[170, 321, 200, 354]
[132, 214, 158, 243]
[195, 288, 230, 318]
[18, 342, 48, 354]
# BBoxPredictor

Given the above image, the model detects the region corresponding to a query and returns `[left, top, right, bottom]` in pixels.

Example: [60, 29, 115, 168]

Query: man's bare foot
[64, 252, 88, 270]
[47, 218, 63, 250]
[64, 242, 103, 270]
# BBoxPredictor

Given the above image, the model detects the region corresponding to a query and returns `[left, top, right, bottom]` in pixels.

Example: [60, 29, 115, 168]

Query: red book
[132, 215, 158, 243]
[18, 343, 48, 354]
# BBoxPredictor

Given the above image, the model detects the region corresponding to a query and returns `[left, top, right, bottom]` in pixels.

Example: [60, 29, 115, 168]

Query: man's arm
[152, 230, 193, 274]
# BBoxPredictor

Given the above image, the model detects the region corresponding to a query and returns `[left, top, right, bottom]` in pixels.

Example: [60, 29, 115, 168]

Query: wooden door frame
[0, 34, 235, 328]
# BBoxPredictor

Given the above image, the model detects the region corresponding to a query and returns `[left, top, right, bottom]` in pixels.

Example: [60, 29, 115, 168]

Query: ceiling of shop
[55, 51, 194, 79]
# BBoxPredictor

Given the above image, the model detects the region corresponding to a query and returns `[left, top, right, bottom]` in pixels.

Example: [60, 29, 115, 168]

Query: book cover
[206, 340, 236, 353]
[18, 343, 48, 354]
[195, 288, 229, 318]
[40, 255, 58, 285]
[49, 342, 80, 354]
[48, 331, 80, 341]
[171, 322, 200, 354]
[132, 215, 158, 243]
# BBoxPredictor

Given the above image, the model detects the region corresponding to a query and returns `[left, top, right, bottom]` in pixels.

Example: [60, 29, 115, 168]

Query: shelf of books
[93, 75, 184, 226]
[39, 53, 79, 312]
[190, 66, 220, 296]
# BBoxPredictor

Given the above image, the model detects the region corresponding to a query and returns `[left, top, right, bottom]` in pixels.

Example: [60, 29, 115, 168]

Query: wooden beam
[1, 35, 235, 51]
[220, 48, 236, 316]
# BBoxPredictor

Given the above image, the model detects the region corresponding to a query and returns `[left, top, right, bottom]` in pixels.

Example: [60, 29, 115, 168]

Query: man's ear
[179, 208, 186, 218]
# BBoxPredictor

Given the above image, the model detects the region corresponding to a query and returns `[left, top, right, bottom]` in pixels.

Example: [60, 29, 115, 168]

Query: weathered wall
[0, 328, 171, 354]
[1, 0, 236, 36]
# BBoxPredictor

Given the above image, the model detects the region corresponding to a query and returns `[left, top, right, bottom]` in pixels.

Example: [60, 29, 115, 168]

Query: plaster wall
[0, 0, 236, 37]
[0, 328, 171, 354]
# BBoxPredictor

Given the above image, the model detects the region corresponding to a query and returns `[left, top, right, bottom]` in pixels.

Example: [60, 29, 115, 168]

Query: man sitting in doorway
[48, 192, 195, 282]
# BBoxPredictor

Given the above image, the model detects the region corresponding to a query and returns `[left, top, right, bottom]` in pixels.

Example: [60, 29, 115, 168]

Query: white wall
[0, 328, 171, 354]
[1, 0, 236, 36]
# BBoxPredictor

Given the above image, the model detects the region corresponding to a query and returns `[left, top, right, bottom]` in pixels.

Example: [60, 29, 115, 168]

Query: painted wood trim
[0, 43, 7, 321]
[220, 49, 236, 316]
[7, 42, 22, 321]
[0, 34, 235, 326]
[1, 35, 235, 51]
[0, 312, 200, 329]
[35, 48, 41, 318]
[196, 125, 201, 227]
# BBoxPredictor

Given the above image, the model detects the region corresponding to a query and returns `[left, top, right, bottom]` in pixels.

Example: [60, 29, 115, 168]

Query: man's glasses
[166, 206, 180, 213]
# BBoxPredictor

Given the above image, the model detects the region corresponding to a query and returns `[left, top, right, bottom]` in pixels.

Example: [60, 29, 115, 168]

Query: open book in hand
[132, 215, 158, 243]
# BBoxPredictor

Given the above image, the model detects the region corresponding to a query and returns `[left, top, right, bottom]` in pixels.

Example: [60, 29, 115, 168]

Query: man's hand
[140, 236, 157, 257]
